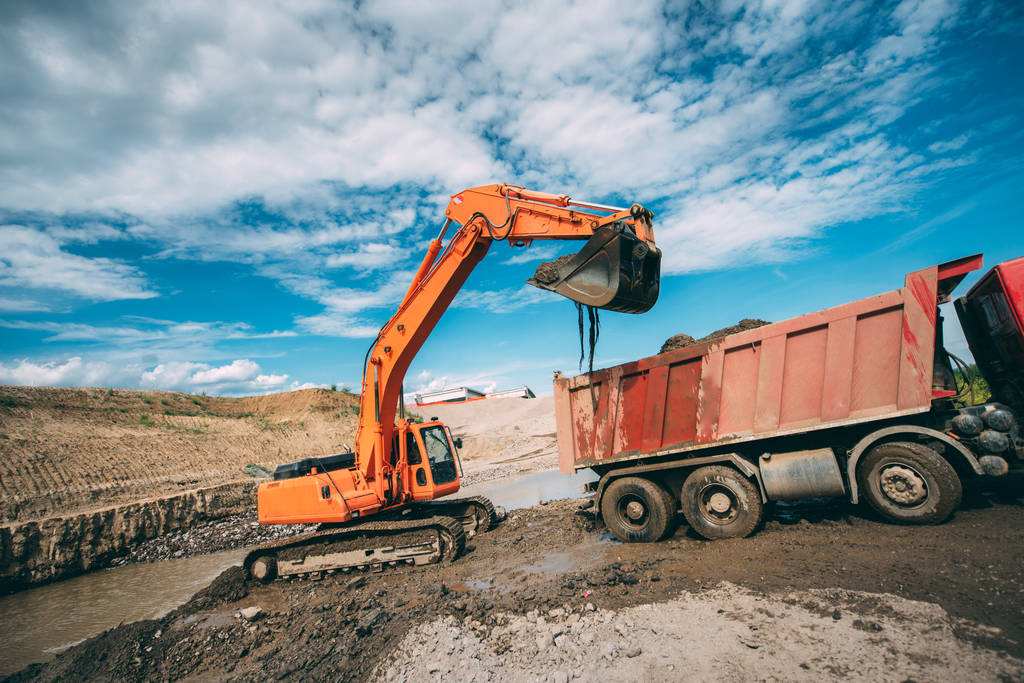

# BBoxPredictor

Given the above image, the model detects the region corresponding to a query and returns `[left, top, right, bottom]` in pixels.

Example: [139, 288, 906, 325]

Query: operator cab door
[407, 423, 461, 500]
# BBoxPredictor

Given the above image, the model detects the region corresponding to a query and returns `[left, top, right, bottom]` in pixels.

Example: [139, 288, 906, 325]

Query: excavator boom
[356, 183, 660, 493]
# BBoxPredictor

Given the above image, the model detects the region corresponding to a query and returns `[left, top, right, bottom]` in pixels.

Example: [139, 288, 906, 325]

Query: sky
[0, 0, 1022, 398]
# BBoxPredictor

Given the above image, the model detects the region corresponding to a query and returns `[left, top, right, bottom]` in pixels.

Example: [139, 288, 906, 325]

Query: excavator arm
[354, 183, 661, 497]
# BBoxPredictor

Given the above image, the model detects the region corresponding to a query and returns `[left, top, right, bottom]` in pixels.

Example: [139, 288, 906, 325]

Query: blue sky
[0, 0, 1022, 397]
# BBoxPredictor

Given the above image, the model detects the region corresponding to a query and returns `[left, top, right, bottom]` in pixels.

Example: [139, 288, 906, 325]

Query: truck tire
[857, 441, 961, 524]
[680, 466, 763, 540]
[600, 476, 675, 543]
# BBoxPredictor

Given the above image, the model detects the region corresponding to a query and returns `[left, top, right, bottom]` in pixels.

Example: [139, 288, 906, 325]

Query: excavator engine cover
[528, 223, 661, 313]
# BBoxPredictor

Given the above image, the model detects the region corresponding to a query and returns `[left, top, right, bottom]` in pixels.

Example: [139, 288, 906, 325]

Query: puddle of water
[522, 551, 576, 575]
[457, 468, 598, 511]
[0, 548, 245, 676]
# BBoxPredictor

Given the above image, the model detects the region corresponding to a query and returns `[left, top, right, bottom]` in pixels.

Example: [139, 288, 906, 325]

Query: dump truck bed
[554, 255, 983, 474]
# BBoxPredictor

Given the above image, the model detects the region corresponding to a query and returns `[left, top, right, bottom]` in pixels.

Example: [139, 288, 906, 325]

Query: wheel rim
[878, 463, 928, 507]
[696, 483, 738, 525]
[617, 494, 649, 529]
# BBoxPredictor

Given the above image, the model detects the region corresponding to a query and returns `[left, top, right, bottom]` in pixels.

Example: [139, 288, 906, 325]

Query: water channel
[0, 468, 596, 676]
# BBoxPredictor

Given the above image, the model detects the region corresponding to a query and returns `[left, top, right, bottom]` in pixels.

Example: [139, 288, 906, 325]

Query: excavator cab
[528, 219, 661, 314]
[405, 421, 461, 501]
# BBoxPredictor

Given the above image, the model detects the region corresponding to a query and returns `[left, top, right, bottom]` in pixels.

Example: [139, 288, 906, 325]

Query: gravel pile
[377, 583, 1023, 682]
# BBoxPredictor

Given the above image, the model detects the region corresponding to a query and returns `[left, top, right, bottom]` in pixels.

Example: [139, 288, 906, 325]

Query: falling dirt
[660, 318, 772, 354]
[10, 476, 1024, 682]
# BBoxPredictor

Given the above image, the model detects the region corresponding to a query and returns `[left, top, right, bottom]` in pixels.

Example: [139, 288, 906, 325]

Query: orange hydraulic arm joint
[355, 183, 660, 503]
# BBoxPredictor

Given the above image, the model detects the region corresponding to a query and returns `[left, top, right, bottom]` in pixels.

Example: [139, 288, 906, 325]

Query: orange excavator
[244, 184, 660, 582]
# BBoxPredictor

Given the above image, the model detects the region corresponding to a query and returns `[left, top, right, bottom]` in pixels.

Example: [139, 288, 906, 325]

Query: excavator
[243, 184, 660, 582]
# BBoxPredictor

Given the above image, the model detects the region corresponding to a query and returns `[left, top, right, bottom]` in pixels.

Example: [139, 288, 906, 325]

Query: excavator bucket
[528, 224, 661, 313]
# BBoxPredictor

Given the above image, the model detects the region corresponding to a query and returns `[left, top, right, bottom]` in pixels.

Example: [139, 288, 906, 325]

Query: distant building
[414, 386, 485, 406]
[413, 384, 536, 406]
[487, 385, 536, 400]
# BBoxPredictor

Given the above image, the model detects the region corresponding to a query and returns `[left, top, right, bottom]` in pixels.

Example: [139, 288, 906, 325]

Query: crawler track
[243, 515, 465, 582]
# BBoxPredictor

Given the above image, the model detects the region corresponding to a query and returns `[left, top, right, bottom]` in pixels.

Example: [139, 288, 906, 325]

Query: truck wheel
[600, 476, 675, 543]
[858, 441, 961, 524]
[680, 466, 763, 540]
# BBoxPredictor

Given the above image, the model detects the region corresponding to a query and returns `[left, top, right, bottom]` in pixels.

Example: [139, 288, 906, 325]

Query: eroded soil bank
[8, 478, 1023, 682]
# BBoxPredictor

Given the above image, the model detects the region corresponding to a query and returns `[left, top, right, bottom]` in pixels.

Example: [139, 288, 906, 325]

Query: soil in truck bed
[660, 318, 771, 354]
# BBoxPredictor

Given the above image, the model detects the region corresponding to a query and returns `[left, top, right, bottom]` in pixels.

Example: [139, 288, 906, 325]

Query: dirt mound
[0, 386, 360, 523]
[415, 397, 558, 482]
[659, 318, 771, 354]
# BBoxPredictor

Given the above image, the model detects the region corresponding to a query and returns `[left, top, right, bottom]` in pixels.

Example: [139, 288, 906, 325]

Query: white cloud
[928, 134, 970, 153]
[325, 243, 409, 271]
[0, 225, 155, 302]
[140, 361, 206, 388]
[0, 317, 296, 344]
[454, 285, 557, 313]
[0, 357, 117, 387]
[501, 245, 560, 266]
[295, 314, 379, 338]
[189, 359, 259, 385]
[0, 0, 991, 320]
[254, 373, 288, 387]
[0, 297, 50, 312]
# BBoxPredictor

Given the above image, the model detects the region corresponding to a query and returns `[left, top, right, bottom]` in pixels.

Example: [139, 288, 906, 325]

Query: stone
[239, 606, 263, 622]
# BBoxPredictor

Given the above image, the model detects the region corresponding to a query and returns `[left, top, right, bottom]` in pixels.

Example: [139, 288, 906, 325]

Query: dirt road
[11, 478, 1023, 682]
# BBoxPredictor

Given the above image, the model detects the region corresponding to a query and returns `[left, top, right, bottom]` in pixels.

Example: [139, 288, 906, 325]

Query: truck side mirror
[453, 437, 463, 449]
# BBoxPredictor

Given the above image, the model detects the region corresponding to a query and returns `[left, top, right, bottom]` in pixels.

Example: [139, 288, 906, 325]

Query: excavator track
[243, 515, 465, 583]
[412, 495, 507, 537]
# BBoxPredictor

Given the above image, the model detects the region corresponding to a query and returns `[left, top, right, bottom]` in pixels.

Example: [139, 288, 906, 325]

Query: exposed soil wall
[0, 386, 359, 523]
[0, 483, 253, 593]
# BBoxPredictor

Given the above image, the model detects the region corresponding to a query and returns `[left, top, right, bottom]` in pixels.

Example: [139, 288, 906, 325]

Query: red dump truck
[554, 254, 1024, 542]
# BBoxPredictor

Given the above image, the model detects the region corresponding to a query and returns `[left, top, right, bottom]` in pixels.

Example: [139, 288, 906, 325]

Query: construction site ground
[3, 388, 1023, 681]
[8, 476, 1024, 682]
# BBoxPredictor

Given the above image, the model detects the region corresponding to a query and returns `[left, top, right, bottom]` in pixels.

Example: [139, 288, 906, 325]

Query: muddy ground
[10, 476, 1023, 682]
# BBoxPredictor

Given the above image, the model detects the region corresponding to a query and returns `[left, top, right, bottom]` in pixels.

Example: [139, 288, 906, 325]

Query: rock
[357, 608, 386, 636]
[346, 576, 367, 590]
[585, 603, 595, 612]
[831, 609, 842, 621]
[536, 632, 553, 651]
[623, 647, 642, 658]
[239, 606, 263, 622]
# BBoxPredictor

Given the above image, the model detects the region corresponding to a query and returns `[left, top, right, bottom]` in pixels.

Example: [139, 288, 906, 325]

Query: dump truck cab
[956, 256, 1024, 416]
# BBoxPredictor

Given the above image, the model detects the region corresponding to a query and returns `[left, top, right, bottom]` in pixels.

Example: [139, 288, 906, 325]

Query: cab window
[420, 425, 457, 484]
[406, 431, 422, 465]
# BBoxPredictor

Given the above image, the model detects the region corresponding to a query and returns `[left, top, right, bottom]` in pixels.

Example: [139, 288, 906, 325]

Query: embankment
[0, 385, 359, 522]
[0, 482, 253, 593]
